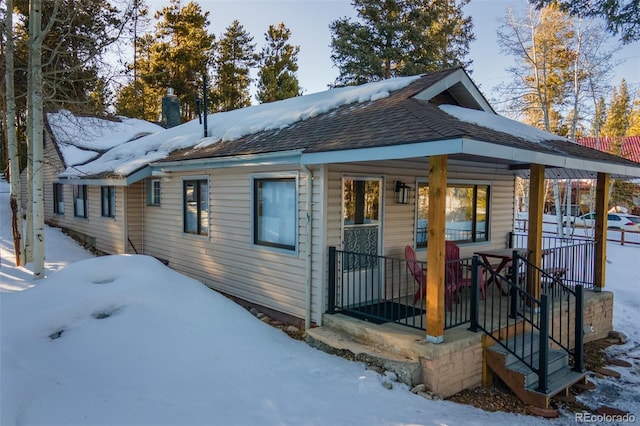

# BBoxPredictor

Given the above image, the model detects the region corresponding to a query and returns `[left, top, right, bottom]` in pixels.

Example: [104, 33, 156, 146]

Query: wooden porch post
[426, 155, 447, 343]
[594, 172, 609, 290]
[527, 164, 545, 300]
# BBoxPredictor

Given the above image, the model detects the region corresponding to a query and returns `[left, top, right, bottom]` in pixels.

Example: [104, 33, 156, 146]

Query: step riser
[505, 352, 568, 374]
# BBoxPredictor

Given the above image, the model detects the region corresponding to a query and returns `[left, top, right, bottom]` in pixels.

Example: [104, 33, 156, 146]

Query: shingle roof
[160, 72, 640, 175]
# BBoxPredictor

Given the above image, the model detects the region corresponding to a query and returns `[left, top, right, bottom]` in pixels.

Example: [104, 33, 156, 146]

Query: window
[147, 179, 161, 206]
[253, 178, 296, 251]
[73, 185, 87, 218]
[416, 182, 489, 246]
[183, 179, 208, 235]
[53, 183, 64, 214]
[101, 186, 115, 218]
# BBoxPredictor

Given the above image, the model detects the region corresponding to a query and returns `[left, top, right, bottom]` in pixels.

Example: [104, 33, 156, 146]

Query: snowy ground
[1, 179, 639, 426]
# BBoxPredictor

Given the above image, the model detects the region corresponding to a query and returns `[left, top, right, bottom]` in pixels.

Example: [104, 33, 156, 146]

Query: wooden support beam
[527, 164, 545, 300]
[426, 155, 447, 343]
[594, 172, 609, 290]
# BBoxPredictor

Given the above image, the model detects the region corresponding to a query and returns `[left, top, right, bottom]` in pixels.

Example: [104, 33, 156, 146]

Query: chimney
[161, 88, 180, 128]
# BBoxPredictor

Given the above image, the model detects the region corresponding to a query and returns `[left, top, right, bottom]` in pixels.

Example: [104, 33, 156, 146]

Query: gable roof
[58, 68, 640, 184]
[46, 110, 164, 168]
[575, 136, 640, 164]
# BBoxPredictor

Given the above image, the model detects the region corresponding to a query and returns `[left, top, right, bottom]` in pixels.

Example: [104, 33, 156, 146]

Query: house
[41, 68, 640, 407]
[31, 110, 164, 253]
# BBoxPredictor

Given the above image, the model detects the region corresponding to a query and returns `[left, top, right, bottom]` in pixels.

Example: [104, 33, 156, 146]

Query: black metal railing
[470, 252, 584, 393]
[509, 232, 596, 289]
[327, 247, 472, 331]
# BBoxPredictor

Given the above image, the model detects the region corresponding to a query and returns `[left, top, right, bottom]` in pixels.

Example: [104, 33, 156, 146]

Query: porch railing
[470, 252, 585, 393]
[509, 232, 596, 289]
[327, 247, 472, 331]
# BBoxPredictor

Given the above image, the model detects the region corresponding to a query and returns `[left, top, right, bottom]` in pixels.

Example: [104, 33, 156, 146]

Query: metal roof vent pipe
[161, 88, 180, 128]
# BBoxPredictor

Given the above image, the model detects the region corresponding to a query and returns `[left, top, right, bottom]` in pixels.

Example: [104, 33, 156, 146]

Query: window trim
[182, 177, 209, 236]
[101, 186, 116, 218]
[415, 179, 491, 247]
[53, 183, 64, 215]
[147, 178, 161, 206]
[251, 173, 298, 252]
[73, 184, 88, 218]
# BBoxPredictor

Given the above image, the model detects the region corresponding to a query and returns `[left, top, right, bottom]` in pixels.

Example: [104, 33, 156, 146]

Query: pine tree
[213, 20, 256, 112]
[13, 0, 134, 115]
[147, 0, 215, 121]
[329, 0, 474, 86]
[602, 80, 631, 139]
[256, 23, 301, 103]
[115, 34, 164, 121]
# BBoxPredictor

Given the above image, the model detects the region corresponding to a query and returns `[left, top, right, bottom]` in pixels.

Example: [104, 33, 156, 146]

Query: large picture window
[73, 185, 87, 218]
[253, 178, 296, 251]
[101, 186, 115, 218]
[183, 179, 208, 235]
[416, 182, 489, 246]
[53, 183, 64, 214]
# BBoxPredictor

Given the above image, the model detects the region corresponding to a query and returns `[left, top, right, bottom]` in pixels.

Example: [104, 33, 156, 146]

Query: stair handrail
[470, 253, 585, 392]
[513, 252, 585, 373]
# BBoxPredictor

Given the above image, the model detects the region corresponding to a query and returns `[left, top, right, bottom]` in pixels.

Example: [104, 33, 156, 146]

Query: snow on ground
[1, 179, 639, 425]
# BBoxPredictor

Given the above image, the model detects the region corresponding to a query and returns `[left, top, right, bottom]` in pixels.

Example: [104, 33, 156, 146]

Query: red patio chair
[445, 241, 486, 300]
[405, 245, 454, 311]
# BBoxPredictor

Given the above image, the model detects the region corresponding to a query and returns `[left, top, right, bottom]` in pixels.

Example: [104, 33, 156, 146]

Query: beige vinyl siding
[326, 159, 515, 256]
[43, 184, 127, 254]
[324, 159, 516, 313]
[142, 166, 321, 321]
[125, 182, 144, 254]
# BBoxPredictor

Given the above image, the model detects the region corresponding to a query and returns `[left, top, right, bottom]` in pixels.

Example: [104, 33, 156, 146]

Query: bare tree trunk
[4, 0, 24, 266]
[30, 0, 45, 279]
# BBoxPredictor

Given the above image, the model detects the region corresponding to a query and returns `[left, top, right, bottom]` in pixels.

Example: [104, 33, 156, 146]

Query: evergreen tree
[115, 33, 164, 121]
[12, 0, 134, 115]
[329, 0, 474, 86]
[602, 80, 631, 138]
[256, 23, 302, 103]
[213, 20, 256, 112]
[147, 0, 215, 121]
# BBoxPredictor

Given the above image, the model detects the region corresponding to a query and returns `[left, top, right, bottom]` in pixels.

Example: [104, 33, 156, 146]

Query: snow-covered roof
[47, 110, 164, 167]
[59, 76, 421, 178]
[438, 104, 569, 143]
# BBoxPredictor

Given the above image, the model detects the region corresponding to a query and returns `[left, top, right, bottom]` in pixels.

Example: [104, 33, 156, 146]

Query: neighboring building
[37, 68, 640, 406]
[576, 136, 640, 164]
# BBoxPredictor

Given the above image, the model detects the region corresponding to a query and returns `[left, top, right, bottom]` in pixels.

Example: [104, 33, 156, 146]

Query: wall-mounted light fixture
[395, 180, 411, 204]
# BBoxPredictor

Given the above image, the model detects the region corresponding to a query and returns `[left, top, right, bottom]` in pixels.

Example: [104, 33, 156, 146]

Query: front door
[341, 177, 383, 307]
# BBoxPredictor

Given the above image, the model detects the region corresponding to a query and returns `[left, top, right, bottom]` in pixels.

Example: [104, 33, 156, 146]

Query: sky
[1, 178, 640, 425]
[142, 0, 640, 103]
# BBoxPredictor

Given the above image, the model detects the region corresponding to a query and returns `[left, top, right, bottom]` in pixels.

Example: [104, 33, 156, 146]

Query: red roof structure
[576, 136, 640, 164]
